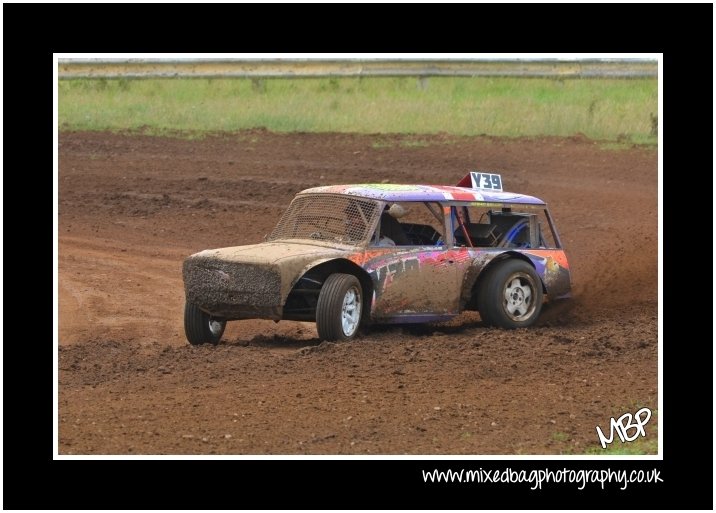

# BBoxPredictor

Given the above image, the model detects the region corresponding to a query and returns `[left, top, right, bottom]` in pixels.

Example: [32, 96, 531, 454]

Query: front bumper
[183, 256, 283, 320]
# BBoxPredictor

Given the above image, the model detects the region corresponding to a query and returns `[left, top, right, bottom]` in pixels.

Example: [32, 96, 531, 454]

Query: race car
[183, 172, 571, 344]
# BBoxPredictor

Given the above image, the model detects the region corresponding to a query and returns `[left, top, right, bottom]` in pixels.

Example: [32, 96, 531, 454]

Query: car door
[362, 202, 462, 321]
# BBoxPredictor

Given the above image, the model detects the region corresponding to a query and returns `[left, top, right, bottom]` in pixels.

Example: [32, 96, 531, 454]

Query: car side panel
[455, 248, 572, 305]
[348, 247, 466, 321]
[452, 248, 506, 309]
[522, 249, 572, 298]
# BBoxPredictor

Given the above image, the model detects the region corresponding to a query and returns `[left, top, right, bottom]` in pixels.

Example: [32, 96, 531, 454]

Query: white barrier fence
[58, 58, 657, 79]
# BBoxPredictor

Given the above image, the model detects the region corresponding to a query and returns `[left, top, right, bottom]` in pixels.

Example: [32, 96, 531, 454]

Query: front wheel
[316, 273, 363, 341]
[184, 302, 226, 345]
[478, 259, 544, 329]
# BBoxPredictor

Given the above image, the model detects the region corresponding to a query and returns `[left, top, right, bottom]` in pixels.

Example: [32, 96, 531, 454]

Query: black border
[3, 4, 713, 510]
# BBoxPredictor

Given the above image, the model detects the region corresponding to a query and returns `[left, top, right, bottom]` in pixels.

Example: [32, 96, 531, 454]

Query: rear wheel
[184, 302, 226, 345]
[478, 259, 543, 329]
[316, 273, 363, 341]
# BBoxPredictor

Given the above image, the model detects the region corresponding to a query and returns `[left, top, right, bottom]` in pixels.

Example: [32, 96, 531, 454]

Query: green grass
[58, 76, 658, 144]
[585, 435, 658, 455]
[551, 431, 570, 443]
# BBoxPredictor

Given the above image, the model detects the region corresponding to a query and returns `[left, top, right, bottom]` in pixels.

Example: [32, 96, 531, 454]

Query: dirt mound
[58, 130, 657, 454]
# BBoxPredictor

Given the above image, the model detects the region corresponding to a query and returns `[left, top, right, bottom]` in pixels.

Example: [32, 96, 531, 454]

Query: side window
[536, 209, 557, 248]
[373, 202, 445, 246]
[450, 204, 558, 249]
[491, 210, 557, 249]
[452, 204, 499, 247]
[498, 216, 531, 248]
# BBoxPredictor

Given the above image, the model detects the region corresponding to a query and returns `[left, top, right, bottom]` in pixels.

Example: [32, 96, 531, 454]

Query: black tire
[184, 302, 226, 345]
[315, 273, 363, 341]
[477, 259, 544, 329]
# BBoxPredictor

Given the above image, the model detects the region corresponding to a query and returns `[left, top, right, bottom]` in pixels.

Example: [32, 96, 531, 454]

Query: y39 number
[470, 172, 503, 191]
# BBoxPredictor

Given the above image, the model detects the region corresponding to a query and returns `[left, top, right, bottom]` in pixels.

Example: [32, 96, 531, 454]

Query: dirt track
[58, 130, 658, 455]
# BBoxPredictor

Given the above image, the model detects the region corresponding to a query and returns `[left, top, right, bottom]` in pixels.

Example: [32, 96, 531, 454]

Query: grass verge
[59, 76, 657, 144]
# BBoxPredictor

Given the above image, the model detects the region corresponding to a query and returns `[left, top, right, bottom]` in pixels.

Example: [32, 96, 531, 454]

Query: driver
[379, 204, 410, 245]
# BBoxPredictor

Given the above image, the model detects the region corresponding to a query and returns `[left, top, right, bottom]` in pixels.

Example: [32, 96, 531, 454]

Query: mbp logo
[595, 407, 652, 449]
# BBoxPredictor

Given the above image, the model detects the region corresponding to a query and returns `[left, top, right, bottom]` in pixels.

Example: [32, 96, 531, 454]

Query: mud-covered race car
[183, 172, 571, 345]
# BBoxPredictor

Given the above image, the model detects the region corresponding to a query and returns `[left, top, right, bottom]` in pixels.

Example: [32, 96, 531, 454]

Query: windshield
[268, 194, 380, 244]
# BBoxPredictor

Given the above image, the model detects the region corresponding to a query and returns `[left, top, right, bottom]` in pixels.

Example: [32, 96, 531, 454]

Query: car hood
[190, 241, 353, 265]
[184, 242, 362, 304]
